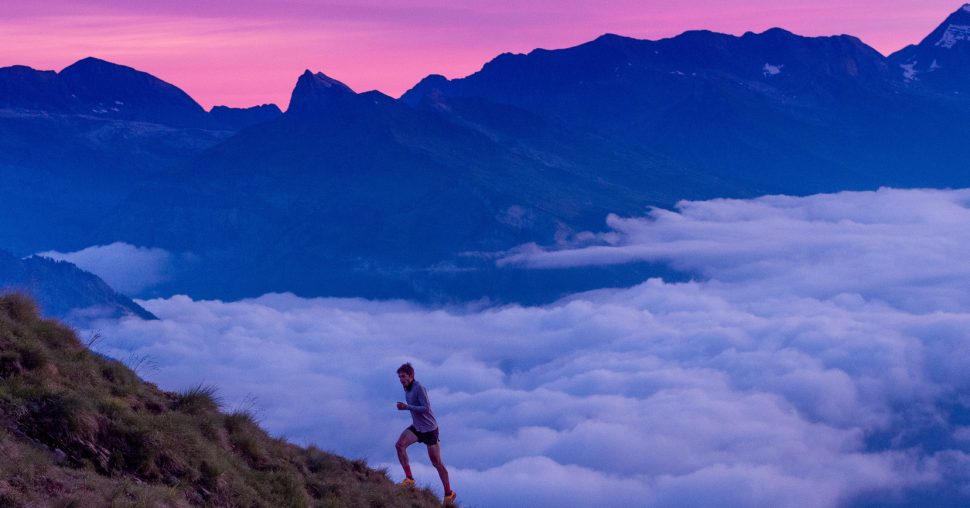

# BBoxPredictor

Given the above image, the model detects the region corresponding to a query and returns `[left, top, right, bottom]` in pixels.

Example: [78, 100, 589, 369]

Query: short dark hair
[397, 362, 414, 376]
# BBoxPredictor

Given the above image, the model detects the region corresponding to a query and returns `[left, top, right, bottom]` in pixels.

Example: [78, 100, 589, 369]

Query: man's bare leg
[427, 443, 453, 498]
[396, 429, 418, 483]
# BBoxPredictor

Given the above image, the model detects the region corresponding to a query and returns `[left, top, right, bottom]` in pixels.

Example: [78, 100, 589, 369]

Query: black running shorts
[407, 425, 440, 445]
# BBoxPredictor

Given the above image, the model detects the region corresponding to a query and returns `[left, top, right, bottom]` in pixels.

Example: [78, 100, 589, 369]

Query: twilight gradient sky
[0, 1, 961, 109]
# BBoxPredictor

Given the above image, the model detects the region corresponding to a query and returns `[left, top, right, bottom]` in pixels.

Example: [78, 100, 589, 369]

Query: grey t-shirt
[405, 379, 438, 432]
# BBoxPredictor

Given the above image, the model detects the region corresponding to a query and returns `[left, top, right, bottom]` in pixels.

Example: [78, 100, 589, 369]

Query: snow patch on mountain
[936, 24, 970, 48]
[900, 62, 918, 80]
[762, 63, 783, 76]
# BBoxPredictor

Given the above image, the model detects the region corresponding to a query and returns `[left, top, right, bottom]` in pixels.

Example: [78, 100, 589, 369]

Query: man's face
[398, 371, 414, 387]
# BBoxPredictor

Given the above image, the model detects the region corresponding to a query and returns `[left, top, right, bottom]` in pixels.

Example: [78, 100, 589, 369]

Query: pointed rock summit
[888, 4, 970, 90]
[286, 70, 356, 113]
[917, 3, 970, 49]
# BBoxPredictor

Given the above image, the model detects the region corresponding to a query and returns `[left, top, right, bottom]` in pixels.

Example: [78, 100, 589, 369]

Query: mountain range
[3, 4, 970, 305]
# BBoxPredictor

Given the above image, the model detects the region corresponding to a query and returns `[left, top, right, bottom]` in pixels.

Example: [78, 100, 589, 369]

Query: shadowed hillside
[0, 293, 443, 507]
[0, 250, 156, 324]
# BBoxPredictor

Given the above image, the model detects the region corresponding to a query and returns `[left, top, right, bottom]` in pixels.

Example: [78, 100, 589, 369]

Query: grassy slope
[0, 293, 443, 507]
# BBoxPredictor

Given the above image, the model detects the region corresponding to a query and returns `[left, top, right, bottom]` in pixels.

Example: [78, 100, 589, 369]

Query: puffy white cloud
[502, 188, 970, 313]
[37, 242, 177, 295]
[86, 188, 970, 507]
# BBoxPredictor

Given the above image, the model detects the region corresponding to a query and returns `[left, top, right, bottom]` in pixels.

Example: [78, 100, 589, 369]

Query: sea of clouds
[85, 188, 970, 507]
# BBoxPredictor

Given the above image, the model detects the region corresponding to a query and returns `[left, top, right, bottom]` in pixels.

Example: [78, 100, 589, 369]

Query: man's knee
[396, 440, 408, 451]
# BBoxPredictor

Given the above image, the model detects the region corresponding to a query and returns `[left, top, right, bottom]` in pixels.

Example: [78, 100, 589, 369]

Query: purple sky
[1, 1, 961, 109]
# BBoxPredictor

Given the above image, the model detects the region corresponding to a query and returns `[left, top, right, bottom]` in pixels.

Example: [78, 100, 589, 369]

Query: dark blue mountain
[0, 58, 261, 253]
[8, 6, 970, 304]
[889, 4, 970, 92]
[0, 65, 73, 111]
[287, 70, 358, 112]
[92, 67, 719, 301]
[0, 250, 156, 323]
[59, 57, 212, 127]
[0, 57, 212, 128]
[404, 28, 889, 111]
[404, 26, 970, 193]
[209, 103, 282, 130]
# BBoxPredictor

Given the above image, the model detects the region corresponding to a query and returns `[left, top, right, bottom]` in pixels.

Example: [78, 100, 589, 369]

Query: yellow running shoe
[400, 477, 416, 488]
[443, 491, 457, 505]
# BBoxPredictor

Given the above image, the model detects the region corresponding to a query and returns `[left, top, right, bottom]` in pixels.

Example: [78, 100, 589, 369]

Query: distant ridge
[6, 5, 970, 304]
[0, 250, 156, 323]
[209, 103, 282, 130]
[0, 57, 211, 127]
[0, 56, 279, 129]
[888, 3, 970, 91]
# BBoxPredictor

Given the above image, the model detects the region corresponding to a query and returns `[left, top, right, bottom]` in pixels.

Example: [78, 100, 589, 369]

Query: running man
[395, 362, 456, 504]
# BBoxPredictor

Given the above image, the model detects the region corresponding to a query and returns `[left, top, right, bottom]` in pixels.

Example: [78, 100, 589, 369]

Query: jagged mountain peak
[298, 69, 354, 91]
[287, 69, 356, 113]
[887, 4, 970, 89]
[917, 3, 970, 49]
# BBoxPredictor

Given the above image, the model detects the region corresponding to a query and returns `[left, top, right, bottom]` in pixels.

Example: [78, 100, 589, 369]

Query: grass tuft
[0, 292, 39, 322]
[173, 384, 221, 415]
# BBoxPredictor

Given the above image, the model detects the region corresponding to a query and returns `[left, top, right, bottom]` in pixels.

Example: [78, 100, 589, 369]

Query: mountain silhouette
[1, 57, 212, 127]
[209, 103, 282, 130]
[0, 58, 267, 253]
[889, 4, 970, 92]
[96, 63, 706, 300]
[402, 25, 970, 193]
[0, 250, 155, 322]
[5, 6, 970, 304]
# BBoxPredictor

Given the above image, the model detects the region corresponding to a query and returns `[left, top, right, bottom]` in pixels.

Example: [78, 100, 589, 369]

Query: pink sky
[1, 1, 963, 109]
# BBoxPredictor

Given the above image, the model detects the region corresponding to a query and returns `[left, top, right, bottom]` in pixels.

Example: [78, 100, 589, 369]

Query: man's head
[397, 362, 415, 387]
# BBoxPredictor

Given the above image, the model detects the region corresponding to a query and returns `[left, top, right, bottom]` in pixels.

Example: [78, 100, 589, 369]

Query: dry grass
[0, 293, 446, 507]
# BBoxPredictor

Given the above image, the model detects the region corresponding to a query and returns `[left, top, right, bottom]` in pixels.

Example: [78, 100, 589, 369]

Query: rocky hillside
[0, 293, 442, 507]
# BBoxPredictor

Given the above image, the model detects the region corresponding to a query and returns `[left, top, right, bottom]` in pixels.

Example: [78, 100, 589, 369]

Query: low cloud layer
[38, 242, 176, 295]
[88, 188, 970, 507]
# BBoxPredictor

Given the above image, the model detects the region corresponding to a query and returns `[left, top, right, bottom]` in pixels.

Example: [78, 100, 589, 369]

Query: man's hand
[396, 402, 408, 410]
